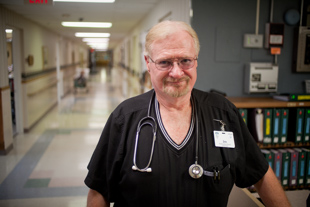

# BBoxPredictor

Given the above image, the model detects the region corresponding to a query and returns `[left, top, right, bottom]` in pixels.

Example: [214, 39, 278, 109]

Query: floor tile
[24, 178, 50, 188]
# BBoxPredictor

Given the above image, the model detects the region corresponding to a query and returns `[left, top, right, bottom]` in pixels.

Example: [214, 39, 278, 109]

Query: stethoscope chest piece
[189, 163, 203, 179]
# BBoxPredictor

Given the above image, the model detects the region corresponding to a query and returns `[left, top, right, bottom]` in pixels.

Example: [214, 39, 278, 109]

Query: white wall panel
[22, 73, 58, 130]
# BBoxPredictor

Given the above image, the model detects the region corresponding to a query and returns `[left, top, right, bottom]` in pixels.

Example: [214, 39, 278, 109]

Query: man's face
[145, 31, 197, 99]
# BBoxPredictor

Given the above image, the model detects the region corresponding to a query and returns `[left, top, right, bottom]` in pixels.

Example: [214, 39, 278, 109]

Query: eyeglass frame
[148, 56, 198, 71]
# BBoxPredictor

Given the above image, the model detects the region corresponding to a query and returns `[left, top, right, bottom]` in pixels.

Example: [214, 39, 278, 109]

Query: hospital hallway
[0, 67, 139, 207]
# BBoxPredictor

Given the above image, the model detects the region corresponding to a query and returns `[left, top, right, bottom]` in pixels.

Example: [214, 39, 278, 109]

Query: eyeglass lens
[155, 58, 196, 70]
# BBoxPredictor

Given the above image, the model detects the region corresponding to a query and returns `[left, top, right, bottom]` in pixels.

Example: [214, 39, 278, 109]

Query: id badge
[213, 131, 235, 148]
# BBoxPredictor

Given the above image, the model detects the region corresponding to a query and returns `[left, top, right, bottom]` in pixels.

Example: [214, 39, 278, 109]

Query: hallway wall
[0, 6, 89, 152]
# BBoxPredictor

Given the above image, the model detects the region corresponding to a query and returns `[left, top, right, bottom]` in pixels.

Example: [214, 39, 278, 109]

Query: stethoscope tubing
[132, 118, 157, 172]
[132, 92, 157, 173]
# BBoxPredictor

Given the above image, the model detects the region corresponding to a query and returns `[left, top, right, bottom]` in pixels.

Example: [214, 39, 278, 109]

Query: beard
[163, 76, 191, 98]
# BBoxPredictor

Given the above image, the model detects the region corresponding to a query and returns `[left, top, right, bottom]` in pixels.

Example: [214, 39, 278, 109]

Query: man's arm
[87, 189, 110, 207]
[254, 166, 291, 207]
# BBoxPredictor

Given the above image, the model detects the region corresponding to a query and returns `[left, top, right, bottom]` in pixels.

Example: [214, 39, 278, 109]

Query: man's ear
[144, 55, 149, 63]
[144, 55, 151, 73]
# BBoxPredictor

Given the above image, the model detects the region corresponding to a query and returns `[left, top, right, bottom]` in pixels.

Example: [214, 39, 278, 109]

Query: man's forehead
[150, 32, 195, 57]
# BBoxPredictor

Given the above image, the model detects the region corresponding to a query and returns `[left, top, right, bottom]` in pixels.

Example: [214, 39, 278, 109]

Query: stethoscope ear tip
[132, 165, 152, 172]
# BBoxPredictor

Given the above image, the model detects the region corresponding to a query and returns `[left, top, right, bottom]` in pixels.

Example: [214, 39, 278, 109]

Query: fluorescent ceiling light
[90, 46, 108, 49]
[6, 29, 13, 33]
[75, 32, 110, 37]
[87, 43, 109, 47]
[54, 0, 115, 3]
[90, 46, 109, 50]
[62, 22, 112, 28]
[82, 38, 109, 43]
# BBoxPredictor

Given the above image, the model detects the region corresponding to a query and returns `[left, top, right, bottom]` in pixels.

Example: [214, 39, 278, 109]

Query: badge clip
[213, 119, 226, 131]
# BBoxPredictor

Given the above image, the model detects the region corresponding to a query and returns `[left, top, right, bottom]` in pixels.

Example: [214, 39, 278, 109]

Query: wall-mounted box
[244, 62, 278, 94]
[244, 34, 263, 48]
[265, 23, 285, 48]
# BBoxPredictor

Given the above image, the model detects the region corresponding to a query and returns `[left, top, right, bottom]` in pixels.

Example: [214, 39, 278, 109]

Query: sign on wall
[24, 0, 54, 5]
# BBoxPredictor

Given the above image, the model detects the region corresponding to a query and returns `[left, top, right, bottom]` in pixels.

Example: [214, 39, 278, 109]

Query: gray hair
[144, 20, 200, 57]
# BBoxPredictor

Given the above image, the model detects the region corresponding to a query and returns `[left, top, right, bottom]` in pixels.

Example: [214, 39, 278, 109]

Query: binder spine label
[300, 160, 305, 177]
[275, 161, 280, 177]
[280, 109, 289, 144]
[284, 161, 289, 177]
[292, 161, 297, 177]
[273, 109, 281, 144]
[281, 150, 290, 186]
[297, 116, 302, 142]
[298, 118, 303, 134]
[263, 109, 273, 144]
[266, 118, 271, 135]
[291, 160, 297, 186]
[282, 118, 287, 135]
[274, 118, 279, 135]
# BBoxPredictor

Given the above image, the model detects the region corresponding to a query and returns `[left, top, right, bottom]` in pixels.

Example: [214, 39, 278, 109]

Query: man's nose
[169, 61, 184, 77]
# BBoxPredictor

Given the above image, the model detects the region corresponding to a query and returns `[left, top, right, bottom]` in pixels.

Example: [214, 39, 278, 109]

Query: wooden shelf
[227, 97, 310, 108]
[257, 142, 310, 149]
[249, 185, 310, 192]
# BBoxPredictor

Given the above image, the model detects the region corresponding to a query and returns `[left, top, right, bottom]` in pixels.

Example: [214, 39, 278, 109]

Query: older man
[85, 21, 290, 207]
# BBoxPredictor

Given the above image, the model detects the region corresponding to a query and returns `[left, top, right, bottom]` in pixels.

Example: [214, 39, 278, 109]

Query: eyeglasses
[148, 56, 197, 71]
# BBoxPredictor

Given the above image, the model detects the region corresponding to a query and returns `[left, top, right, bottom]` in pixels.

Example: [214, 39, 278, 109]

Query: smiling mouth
[168, 80, 183, 84]
[164, 77, 190, 86]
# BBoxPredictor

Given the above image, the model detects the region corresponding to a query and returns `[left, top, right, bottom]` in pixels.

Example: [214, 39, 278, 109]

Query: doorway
[6, 27, 24, 135]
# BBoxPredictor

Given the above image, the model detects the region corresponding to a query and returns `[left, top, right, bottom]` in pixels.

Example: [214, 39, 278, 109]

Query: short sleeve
[84, 111, 125, 201]
[233, 107, 269, 188]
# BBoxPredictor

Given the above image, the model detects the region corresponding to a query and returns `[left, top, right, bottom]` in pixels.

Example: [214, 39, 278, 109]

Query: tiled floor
[0, 67, 134, 207]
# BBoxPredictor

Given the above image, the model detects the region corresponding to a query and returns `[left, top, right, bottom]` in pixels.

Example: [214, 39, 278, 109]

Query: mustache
[163, 76, 190, 83]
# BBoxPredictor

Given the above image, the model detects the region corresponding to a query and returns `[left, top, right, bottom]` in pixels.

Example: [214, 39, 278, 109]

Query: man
[85, 21, 291, 207]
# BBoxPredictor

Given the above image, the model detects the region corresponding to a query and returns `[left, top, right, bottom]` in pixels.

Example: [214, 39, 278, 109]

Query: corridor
[0, 67, 134, 206]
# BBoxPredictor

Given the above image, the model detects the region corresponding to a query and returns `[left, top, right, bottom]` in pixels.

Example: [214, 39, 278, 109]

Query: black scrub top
[85, 89, 269, 207]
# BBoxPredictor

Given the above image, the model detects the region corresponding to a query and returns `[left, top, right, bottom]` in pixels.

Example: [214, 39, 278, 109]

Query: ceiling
[0, 0, 161, 50]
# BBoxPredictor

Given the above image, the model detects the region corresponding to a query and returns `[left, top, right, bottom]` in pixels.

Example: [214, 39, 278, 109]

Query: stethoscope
[131, 91, 157, 173]
[132, 91, 204, 179]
